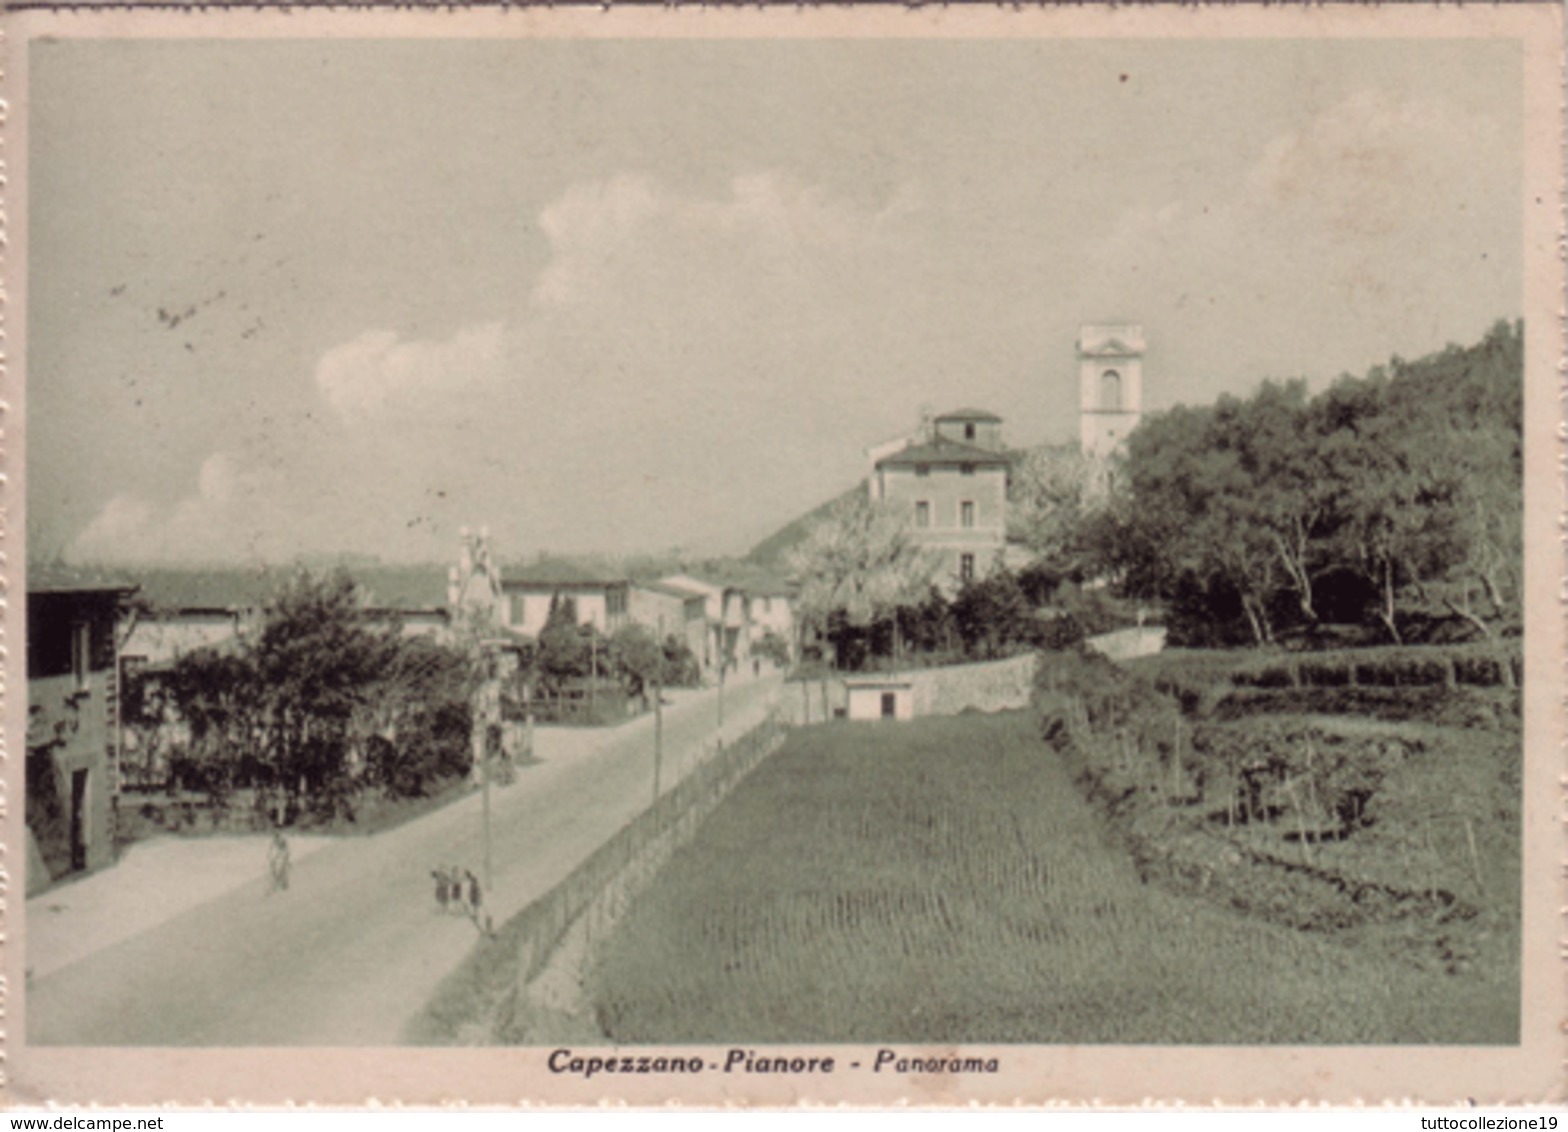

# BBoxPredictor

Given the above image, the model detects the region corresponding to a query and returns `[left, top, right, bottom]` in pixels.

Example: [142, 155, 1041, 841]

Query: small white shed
[845, 676, 915, 721]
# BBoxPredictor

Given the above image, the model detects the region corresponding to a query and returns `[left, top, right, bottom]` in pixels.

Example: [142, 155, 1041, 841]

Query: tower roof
[1078, 323, 1146, 356]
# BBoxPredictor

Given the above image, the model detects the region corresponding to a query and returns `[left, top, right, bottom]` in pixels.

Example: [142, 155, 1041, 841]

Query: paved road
[26, 673, 782, 1046]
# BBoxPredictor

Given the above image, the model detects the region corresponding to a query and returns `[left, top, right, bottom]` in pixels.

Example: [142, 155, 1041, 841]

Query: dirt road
[25, 673, 781, 1046]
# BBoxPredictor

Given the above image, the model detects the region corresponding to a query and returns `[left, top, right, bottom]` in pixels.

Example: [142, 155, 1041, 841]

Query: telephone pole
[653, 615, 665, 801]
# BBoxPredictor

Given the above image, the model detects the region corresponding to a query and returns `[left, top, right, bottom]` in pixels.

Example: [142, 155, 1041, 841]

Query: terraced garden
[583, 710, 1517, 1044]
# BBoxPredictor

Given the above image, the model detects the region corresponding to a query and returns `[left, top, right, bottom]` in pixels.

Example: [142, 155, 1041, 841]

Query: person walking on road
[464, 869, 492, 937]
[267, 831, 292, 893]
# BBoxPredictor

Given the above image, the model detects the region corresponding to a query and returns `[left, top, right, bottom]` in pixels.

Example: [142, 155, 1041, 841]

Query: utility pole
[478, 642, 498, 898]
[589, 625, 598, 721]
[481, 731, 493, 894]
[717, 644, 726, 742]
[653, 615, 665, 801]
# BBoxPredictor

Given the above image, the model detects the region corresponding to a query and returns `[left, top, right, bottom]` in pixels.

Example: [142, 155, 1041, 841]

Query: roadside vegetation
[119, 567, 709, 836]
[121, 569, 481, 834]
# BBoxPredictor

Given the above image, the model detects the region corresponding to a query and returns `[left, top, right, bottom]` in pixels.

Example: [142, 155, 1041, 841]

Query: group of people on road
[265, 834, 491, 936]
[432, 865, 486, 931]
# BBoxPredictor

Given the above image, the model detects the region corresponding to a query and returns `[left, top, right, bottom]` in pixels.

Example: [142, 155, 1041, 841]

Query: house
[844, 675, 915, 721]
[121, 563, 452, 667]
[26, 566, 137, 892]
[744, 581, 796, 666]
[872, 407, 1012, 592]
[657, 573, 754, 678]
[500, 559, 631, 639]
[628, 581, 709, 668]
[116, 562, 456, 791]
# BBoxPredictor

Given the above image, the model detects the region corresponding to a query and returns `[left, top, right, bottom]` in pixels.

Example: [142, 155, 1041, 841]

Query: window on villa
[509, 595, 526, 625]
[915, 501, 931, 528]
[916, 464, 930, 477]
[961, 463, 975, 476]
[960, 554, 975, 583]
[961, 501, 975, 529]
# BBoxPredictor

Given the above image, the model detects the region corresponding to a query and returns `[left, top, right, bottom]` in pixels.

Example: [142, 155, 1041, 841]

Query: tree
[161, 568, 477, 822]
[785, 492, 939, 668]
[361, 634, 474, 798]
[1113, 400, 1283, 645]
[1006, 444, 1101, 580]
[754, 629, 792, 669]
[246, 569, 405, 820]
[609, 622, 664, 700]
[1104, 321, 1523, 647]
[660, 634, 702, 687]
[951, 567, 1032, 659]
[1238, 380, 1335, 624]
[536, 594, 588, 689]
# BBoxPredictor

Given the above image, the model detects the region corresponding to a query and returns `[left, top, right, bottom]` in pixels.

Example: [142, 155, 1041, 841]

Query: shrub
[1032, 612, 1086, 652]
[1233, 661, 1295, 689]
[1354, 653, 1449, 688]
[1453, 651, 1507, 688]
[1297, 658, 1352, 687]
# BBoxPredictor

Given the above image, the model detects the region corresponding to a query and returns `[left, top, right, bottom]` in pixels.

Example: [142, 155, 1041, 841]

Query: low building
[844, 676, 915, 721]
[26, 567, 137, 892]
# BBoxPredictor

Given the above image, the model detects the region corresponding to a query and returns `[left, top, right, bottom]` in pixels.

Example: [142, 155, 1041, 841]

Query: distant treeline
[1094, 319, 1522, 647]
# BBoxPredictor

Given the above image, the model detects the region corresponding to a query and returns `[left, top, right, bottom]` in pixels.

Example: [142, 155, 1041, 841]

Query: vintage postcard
[2, 2, 1562, 1109]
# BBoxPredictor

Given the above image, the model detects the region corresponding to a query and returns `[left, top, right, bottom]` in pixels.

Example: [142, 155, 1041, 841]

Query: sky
[27, 36, 1522, 565]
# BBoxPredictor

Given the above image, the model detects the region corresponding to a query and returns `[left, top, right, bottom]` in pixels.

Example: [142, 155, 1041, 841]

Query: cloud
[71, 452, 290, 562]
[73, 171, 938, 564]
[531, 171, 915, 310]
[315, 321, 507, 417]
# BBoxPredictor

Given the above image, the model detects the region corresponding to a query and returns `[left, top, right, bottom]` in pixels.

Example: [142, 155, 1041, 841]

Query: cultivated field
[585, 712, 1516, 1044]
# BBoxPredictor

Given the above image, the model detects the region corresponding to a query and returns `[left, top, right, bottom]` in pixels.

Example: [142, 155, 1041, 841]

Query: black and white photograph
[7, 3, 1562, 1107]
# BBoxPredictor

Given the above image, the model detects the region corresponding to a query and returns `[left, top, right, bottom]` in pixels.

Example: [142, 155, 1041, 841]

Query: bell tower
[1078, 323, 1144, 461]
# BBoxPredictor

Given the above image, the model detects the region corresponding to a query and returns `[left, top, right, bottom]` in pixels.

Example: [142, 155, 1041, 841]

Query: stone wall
[407, 704, 792, 1045]
[910, 652, 1038, 716]
[777, 677, 850, 726]
[1085, 625, 1168, 662]
[780, 652, 1038, 725]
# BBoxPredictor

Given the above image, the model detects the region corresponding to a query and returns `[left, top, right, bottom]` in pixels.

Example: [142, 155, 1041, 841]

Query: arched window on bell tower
[1100, 369, 1122, 411]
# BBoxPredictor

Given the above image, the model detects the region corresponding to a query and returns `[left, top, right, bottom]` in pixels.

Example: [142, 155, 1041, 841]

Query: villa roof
[875, 436, 1012, 469]
[934, 407, 1002, 423]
